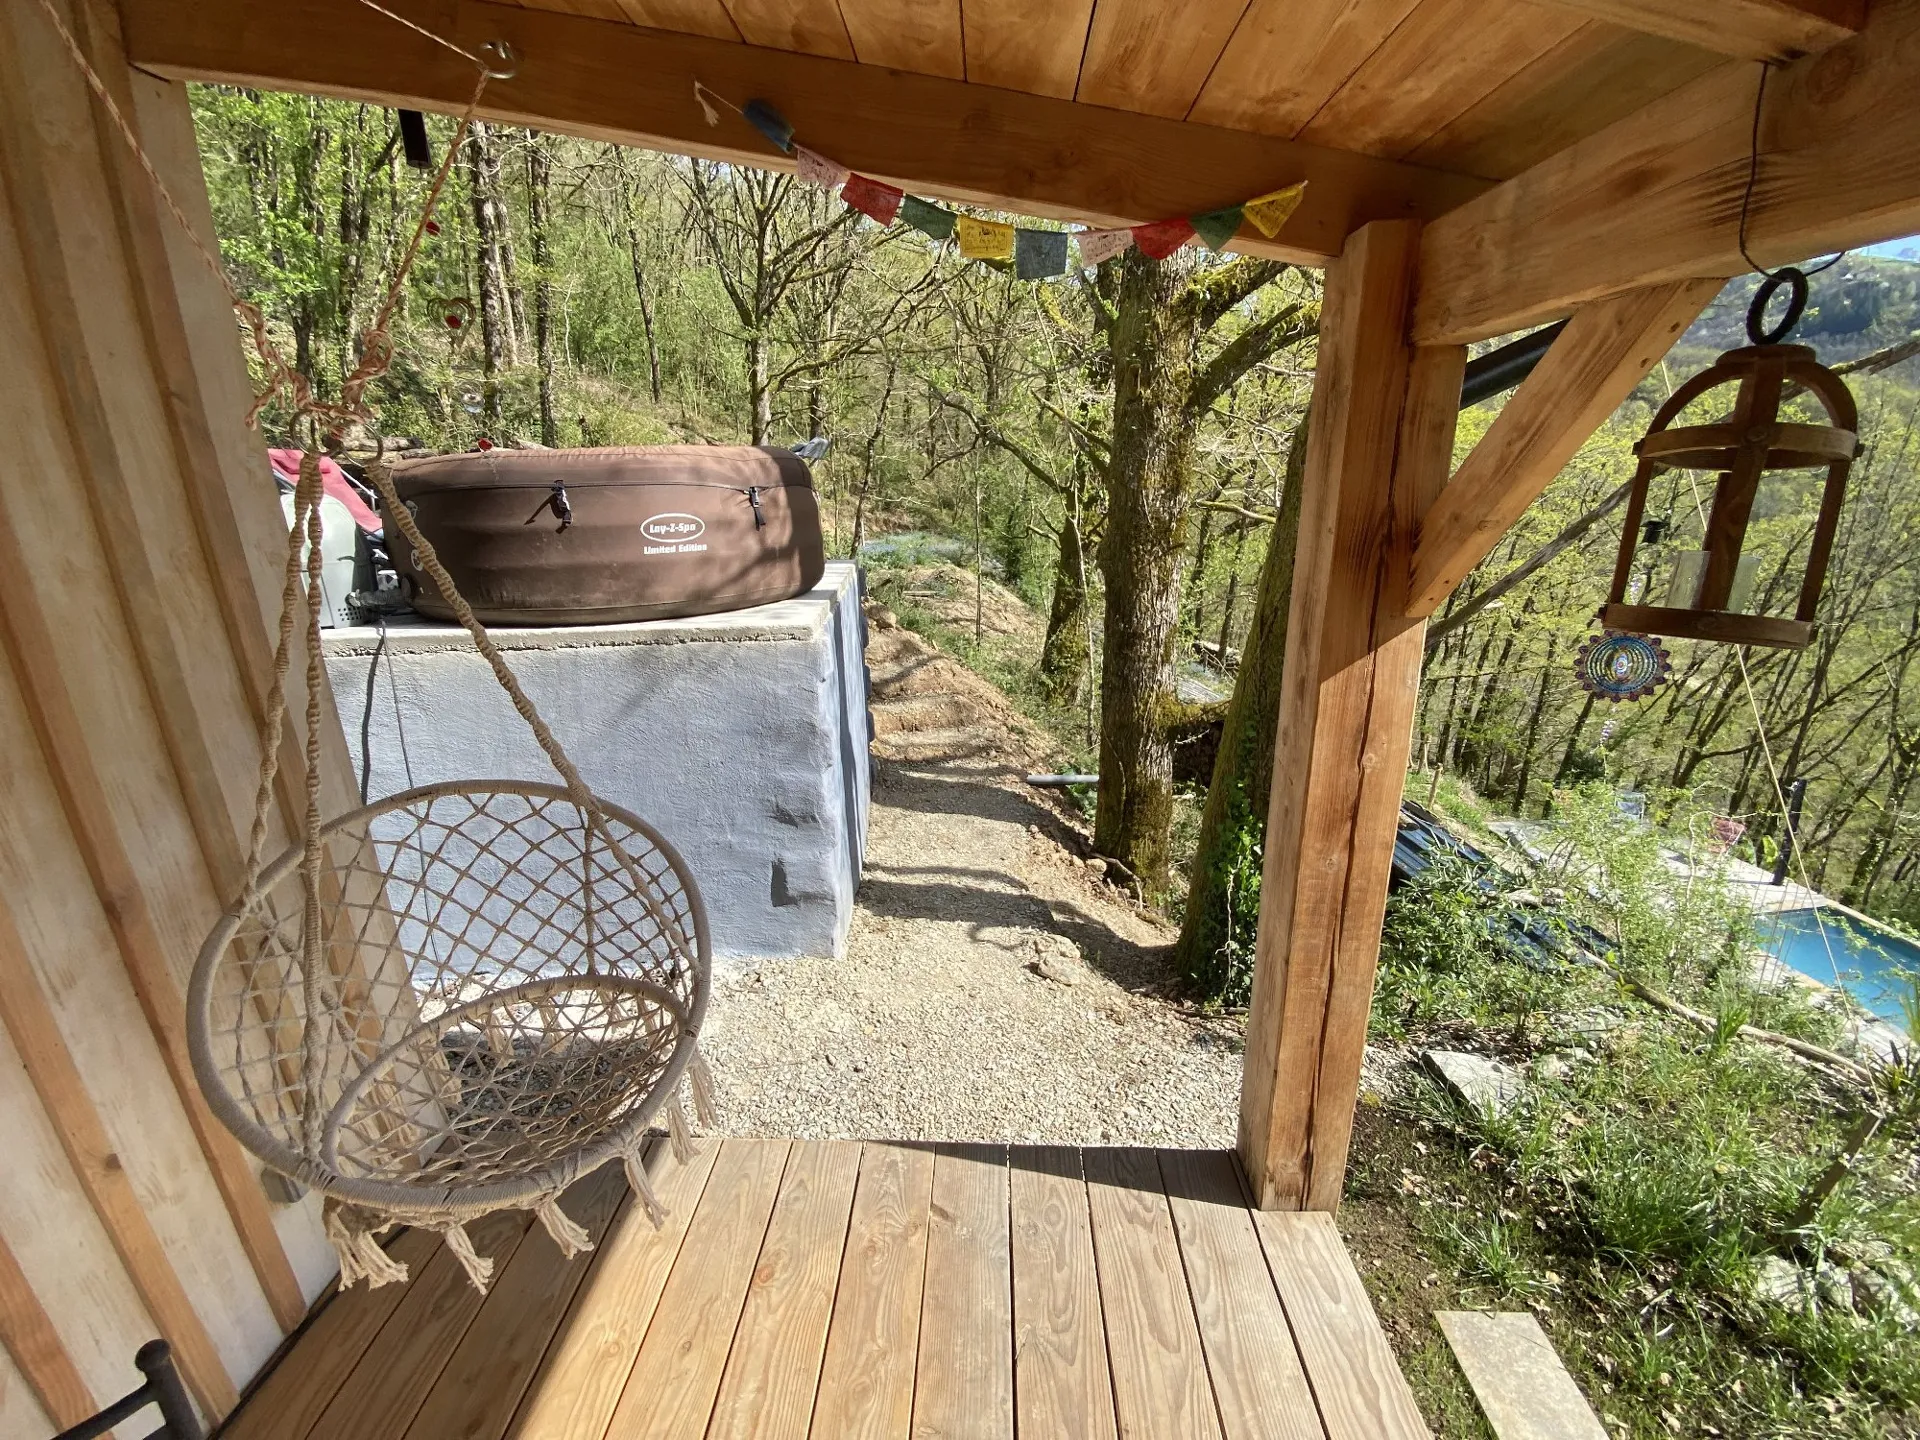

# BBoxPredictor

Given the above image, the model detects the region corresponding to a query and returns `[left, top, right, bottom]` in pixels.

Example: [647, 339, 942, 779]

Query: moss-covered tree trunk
[1173, 417, 1306, 1001]
[1040, 506, 1090, 706]
[1095, 252, 1205, 891]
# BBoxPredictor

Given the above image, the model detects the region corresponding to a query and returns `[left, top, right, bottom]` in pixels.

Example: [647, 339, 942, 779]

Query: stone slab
[1437, 1311, 1607, 1440]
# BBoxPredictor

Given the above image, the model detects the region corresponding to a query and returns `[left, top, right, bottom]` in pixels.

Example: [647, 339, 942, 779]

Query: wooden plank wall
[0, 0, 354, 1426]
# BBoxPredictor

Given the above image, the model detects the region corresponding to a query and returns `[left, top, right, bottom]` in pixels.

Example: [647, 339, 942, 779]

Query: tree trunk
[1095, 252, 1204, 891]
[623, 203, 663, 403]
[1510, 638, 1560, 812]
[525, 130, 558, 447]
[464, 120, 514, 424]
[747, 331, 774, 445]
[1040, 506, 1090, 706]
[1173, 416, 1306, 1001]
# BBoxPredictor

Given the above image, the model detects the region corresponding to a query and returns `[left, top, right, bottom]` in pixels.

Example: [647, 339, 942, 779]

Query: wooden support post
[1237, 220, 1465, 1212]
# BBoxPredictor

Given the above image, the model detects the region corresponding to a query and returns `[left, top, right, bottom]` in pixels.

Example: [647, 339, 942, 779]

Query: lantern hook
[1746, 266, 1809, 346]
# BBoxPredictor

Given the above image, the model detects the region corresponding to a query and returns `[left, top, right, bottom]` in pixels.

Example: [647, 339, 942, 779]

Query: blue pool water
[1757, 908, 1917, 1026]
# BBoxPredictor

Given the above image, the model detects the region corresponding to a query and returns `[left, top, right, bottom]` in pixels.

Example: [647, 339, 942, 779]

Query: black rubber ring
[1747, 267, 1809, 345]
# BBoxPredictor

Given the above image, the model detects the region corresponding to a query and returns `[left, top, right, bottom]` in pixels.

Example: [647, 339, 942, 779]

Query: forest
[188, 87, 1920, 1002]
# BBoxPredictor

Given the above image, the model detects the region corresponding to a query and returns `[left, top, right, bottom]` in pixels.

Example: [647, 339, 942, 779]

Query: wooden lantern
[1603, 342, 1857, 650]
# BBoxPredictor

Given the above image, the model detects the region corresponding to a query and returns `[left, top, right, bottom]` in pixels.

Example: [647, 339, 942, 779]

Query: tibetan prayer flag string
[1132, 215, 1195, 260]
[795, 145, 849, 189]
[900, 194, 956, 240]
[1190, 206, 1244, 252]
[956, 214, 1015, 262]
[1243, 182, 1306, 239]
[1075, 228, 1132, 267]
[842, 172, 904, 224]
[689, 80, 1308, 280]
[1014, 228, 1070, 279]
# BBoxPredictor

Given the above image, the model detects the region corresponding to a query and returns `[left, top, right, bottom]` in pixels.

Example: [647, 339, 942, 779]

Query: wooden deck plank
[1254, 1211, 1432, 1440]
[308, 1209, 534, 1440]
[1436, 1311, 1608, 1440]
[218, 1228, 441, 1440]
[1083, 1148, 1221, 1440]
[911, 1143, 1013, 1440]
[706, 1140, 862, 1440]
[506, 1139, 720, 1439]
[402, 1167, 628, 1440]
[1160, 1151, 1325, 1440]
[607, 1138, 791, 1439]
[811, 1142, 937, 1440]
[1009, 1147, 1117, 1440]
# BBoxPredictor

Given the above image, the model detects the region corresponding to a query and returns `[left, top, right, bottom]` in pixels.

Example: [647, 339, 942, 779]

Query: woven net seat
[189, 781, 708, 1223]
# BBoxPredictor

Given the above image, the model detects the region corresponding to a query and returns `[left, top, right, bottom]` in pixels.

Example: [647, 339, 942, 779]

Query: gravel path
[701, 623, 1245, 1148]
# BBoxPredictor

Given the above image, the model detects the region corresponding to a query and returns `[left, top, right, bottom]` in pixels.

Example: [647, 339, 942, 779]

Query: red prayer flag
[1131, 215, 1195, 259]
[841, 173, 904, 225]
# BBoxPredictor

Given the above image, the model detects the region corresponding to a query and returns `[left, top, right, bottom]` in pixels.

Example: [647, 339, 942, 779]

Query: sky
[1862, 235, 1920, 263]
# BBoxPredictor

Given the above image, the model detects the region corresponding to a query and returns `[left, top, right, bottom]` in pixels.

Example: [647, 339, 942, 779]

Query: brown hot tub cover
[387, 445, 826, 625]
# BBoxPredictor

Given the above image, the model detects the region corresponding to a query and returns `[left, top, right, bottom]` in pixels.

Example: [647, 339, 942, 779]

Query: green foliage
[1374, 856, 1577, 1047]
[1172, 781, 1264, 1004]
[1370, 783, 1920, 1436]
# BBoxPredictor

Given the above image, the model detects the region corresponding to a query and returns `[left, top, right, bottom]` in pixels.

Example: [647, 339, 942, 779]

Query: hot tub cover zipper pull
[744, 485, 766, 529]
[524, 481, 572, 532]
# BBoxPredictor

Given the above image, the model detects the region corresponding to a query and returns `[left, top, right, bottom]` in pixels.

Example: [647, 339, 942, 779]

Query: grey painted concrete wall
[324, 562, 870, 970]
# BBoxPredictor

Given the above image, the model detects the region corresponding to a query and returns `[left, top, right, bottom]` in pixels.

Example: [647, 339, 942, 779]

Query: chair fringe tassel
[324, 1200, 410, 1289]
[439, 1220, 496, 1293]
[689, 1049, 719, 1127]
[535, 1196, 596, 1258]
[668, 1095, 696, 1164]
[622, 1137, 668, 1228]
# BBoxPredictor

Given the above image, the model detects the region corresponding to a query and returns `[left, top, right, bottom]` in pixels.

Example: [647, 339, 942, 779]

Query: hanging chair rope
[33, 0, 716, 1293]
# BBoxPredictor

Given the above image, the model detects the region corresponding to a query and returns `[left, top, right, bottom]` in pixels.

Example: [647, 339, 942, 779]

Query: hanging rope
[36, 0, 716, 1291]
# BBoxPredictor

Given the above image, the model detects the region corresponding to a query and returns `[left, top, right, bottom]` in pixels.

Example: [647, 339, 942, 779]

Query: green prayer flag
[1190, 205, 1245, 252]
[900, 195, 956, 241]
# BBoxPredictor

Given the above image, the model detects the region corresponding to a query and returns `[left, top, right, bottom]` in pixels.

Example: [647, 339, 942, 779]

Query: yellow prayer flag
[956, 214, 1015, 262]
[1243, 182, 1306, 239]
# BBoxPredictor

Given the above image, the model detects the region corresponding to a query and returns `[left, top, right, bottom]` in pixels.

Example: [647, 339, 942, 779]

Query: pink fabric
[268, 449, 382, 532]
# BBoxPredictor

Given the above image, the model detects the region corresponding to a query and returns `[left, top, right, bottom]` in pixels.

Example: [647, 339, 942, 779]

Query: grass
[1361, 784, 1920, 1438]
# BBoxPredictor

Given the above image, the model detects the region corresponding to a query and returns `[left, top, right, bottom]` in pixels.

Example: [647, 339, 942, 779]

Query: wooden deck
[221, 1142, 1429, 1440]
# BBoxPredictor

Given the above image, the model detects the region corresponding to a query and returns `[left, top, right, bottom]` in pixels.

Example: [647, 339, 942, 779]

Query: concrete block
[325, 562, 869, 970]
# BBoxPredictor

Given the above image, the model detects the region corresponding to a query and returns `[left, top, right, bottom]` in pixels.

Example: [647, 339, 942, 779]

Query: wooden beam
[1415, 0, 1920, 344]
[0, 1231, 95, 1430]
[116, 0, 1486, 266]
[0, 895, 236, 1418]
[0, 0, 309, 1336]
[1406, 278, 1721, 616]
[1535, 0, 1863, 62]
[1238, 220, 1465, 1212]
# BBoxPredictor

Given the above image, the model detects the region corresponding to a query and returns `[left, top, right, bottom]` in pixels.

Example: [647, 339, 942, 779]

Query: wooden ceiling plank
[1298, 0, 1588, 160]
[1189, 0, 1422, 138]
[1409, 279, 1722, 616]
[1533, 0, 1864, 62]
[1415, 0, 1920, 344]
[512, 0, 635, 23]
[1405, 23, 1725, 180]
[836, 0, 964, 80]
[610, 0, 742, 43]
[1074, 0, 1250, 119]
[962, 0, 1094, 100]
[120, 0, 1488, 266]
[721, 0, 854, 60]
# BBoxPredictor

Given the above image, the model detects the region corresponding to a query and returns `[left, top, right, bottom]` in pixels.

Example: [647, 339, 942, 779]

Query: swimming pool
[1756, 907, 1918, 1026]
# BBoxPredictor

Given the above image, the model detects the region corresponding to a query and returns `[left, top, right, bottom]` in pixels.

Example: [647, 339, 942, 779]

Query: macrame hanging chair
[187, 453, 714, 1293]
